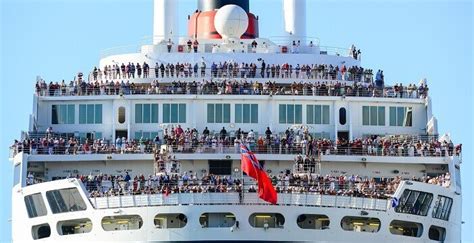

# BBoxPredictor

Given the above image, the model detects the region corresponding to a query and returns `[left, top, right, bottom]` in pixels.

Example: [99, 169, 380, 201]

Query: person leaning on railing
[50, 170, 451, 200]
[15, 129, 454, 158]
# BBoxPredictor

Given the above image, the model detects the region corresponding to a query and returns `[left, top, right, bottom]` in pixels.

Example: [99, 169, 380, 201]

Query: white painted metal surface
[153, 0, 178, 44]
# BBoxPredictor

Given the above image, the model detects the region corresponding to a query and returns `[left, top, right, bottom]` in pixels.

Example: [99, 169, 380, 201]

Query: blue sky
[0, 0, 472, 242]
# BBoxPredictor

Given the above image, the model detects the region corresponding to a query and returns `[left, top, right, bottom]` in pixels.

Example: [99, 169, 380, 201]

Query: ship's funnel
[153, 0, 178, 44]
[283, 0, 306, 41]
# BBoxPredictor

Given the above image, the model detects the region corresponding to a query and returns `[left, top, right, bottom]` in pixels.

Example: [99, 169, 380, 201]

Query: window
[135, 104, 158, 123]
[390, 107, 413, 127]
[279, 104, 302, 124]
[13, 164, 20, 186]
[46, 188, 87, 214]
[429, 225, 446, 241]
[432, 195, 453, 221]
[199, 213, 235, 228]
[79, 104, 102, 124]
[249, 213, 285, 228]
[163, 104, 186, 123]
[395, 189, 433, 216]
[339, 107, 346, 125]
[389, 220, 423, 238]
[307, 105, 330, 124]
[209, 160, 232, 175]
[32, 224, 51, 240]
[154, 214, 187, 229]
[134, 131, 159, 140]
[208, 104, 231, 123]
[340, 217, 380, 233]
[102, 215, 143, 231]
[24, 193, 47, 218]
[57, 218, 92, 235]
[235, 104, 258, 123]
[362, 106, 385, 126]
[297, 214, 330, 230]
[52, 104, 75, 124]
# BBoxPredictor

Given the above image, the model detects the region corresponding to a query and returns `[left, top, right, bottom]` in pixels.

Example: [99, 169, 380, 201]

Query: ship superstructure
[10, 0, 462, 242]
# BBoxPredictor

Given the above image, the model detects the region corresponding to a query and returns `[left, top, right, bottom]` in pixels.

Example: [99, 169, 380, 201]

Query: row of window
[25, 188, 87, 219]
[134, 103, 187, 124]
[52, 104, 102, 125]
[31, 214, 446, 242]
[395, 189, 453, 221]
[24, 188, 453, 224]
[362, 106, 413, 127]
[52, 103, 413, 126]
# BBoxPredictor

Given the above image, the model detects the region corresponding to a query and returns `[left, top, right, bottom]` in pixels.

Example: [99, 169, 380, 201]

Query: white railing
[89, 193, 389, 212]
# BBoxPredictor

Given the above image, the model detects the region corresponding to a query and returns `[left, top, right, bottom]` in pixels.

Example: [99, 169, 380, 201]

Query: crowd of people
[92, 61, 370, 80]
[61, 170, 451, 201]
[12, 126, 461, 158]
[88, 61, 374, 82]
[34, 77, 429, 99]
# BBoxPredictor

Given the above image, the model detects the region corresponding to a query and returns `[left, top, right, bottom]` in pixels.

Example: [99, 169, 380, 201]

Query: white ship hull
[12, 178, 461, 242]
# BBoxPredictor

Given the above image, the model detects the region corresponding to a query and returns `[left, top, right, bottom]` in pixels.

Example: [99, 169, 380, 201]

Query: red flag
[241, 144, 277, 204]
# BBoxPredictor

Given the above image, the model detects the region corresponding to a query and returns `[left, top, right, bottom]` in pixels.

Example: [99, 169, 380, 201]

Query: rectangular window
[243, 104, 251, 123]
[432, 195, 453, 221]
[163, 104, 186, 123]
[209, 160, 232, 175]
[395, 189, 433, 216]
[390, 106, 413, 127]
[135, 104, 159, 124]
[307, 105, 330, 124]
[52, 104, 75, 124]
[250, 104, 258, 123]
[208, 104, 231, 123]
[279, 104, 286, 124]
[235, 104, 242, 123]
[24, 193, 48, 218]
[279, 104, 302, 124]
[46, 188, 87, 214]
[378, 106, 385, 126]
[235, 104, 258, 124]
[13, 164, 20, 186]
[362, 106, 385, 126]
[79, 104, 102, 124]
[178, 104, 186, 123]
[362, 106, 370, 125]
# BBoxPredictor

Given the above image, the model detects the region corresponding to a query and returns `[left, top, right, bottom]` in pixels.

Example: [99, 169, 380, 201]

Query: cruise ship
[9, 0, 462, 242]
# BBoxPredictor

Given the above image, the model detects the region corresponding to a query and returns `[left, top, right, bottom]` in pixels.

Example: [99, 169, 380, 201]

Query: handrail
[98, 35, 347, 58]
[13, 142, 459, 158]
[35, 79, 427, 100]
[86, 67, 373, 83]
[89, 193, 390, 211]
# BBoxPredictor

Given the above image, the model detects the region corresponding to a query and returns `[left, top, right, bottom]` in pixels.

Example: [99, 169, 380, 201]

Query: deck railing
[89, 193, 390, 212]
[36, 81, 425, 100]
[14, 142, 456, 159]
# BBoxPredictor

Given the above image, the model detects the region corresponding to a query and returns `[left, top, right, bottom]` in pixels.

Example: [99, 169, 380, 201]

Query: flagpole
[240, 147, 244, 204]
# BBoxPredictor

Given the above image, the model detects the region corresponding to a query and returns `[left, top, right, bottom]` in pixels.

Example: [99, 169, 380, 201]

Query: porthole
[154, 213, 187, 229]
[249, 213, 285, 228]
[32, 223, 51, 240]
[102, 215, 143, 231]
[57, 218, 92, 235]
[199, 213, 235, 228]
[297, 214, 330, 230]
[389, 220, 423, 237]
[340, 216, 380, 233]
[428, 225, 446, 241]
